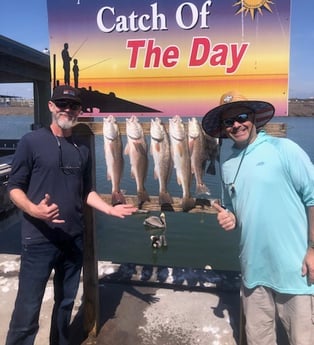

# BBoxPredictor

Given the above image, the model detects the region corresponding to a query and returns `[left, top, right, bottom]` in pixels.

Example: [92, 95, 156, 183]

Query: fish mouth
[127, 133, 141, 140]
[188, 126, 200, 139]
[169, 117, 185, 140]
[103, 124, 119, 140]
[151, 117, 161, 123]
[188, 133, 199, 139]
[150, 121, 165, 141]
[104, 134, 117, 140]
[151, 135, 163, 142]
[150, 127, 163, 141]
[106, 115, 115, 121]
[170, 132, 185, 141]
[126, 123, 142, 140]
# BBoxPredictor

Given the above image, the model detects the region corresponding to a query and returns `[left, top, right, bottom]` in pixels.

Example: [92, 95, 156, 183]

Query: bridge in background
[0, 35, 51, 127]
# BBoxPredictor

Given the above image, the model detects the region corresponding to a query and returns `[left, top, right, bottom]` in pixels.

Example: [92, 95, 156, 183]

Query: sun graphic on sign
[234, 0, 274, 20]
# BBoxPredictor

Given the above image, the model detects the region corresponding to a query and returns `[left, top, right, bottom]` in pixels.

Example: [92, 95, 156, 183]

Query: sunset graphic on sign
[47, 0, 290, 117]
[234, 0, 274, 19]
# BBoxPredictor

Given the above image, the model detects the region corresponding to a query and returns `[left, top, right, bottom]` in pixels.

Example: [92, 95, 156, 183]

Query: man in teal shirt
[202, 91, 314, 345]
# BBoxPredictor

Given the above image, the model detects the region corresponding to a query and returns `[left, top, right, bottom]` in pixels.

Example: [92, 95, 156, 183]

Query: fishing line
[217, 119, 255, 201]
[218, 138, 226, 205]
[72, 38, 88, 58]
[80, 58, 112, 71]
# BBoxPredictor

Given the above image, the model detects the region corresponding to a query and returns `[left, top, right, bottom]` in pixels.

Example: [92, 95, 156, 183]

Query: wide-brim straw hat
[202, 91, 275, 138]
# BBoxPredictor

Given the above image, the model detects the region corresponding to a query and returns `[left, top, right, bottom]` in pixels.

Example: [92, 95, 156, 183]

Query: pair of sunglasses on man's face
[222, 113, 252, 128]
[54, 100, 81, 111]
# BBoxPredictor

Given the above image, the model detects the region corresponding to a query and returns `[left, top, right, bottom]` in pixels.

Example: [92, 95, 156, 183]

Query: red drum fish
[125, 115, 150, 207]
[204, 133, 220, 176]
[169, 115, 195, 212]
[188, 117, 211, 196]
[103, 115, 126, 205]
[150, 117, 173, 205]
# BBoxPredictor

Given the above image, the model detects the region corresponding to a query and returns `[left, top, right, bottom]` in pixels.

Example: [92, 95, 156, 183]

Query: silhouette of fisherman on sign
[73, 58, 79, 88]
[61, 43, 72, 85]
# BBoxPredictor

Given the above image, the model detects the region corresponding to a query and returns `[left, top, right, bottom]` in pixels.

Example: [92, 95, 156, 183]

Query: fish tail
[112, 191, 126, 206]
[159, 191, 173, 206]
[181, 197, 195, 212]
[137, 190, 150, 208]
[196, 183, 210, 196]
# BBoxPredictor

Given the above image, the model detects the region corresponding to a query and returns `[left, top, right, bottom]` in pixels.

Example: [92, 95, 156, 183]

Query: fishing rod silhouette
[71, 38, 88, 58]
[80, 58, 112, 71]
[64, 38, 111, 87]
[70, 38, 112, 71]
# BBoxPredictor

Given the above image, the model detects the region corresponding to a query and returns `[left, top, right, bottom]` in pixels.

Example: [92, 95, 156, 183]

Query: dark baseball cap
[51, 85, 81, 104]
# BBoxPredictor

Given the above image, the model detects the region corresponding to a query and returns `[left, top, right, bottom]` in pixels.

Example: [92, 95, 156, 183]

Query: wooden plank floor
[100, 194, 219, 214]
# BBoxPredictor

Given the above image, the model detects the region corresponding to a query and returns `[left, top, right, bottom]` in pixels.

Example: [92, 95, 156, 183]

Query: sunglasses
[55, 136, 82, 175]
[222, 113, 252, 128]
[54, 100, 81, 111]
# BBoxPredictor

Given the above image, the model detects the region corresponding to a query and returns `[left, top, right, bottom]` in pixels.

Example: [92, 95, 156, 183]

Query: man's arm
[86, 191, 137, 218]
[302, 206, 314, 284]
[9, 188, 64, 223]
[212, 201, 237, 231]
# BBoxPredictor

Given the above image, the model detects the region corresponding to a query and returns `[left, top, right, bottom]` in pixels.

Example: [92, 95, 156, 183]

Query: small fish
[188, 117, 210, 196]
[169, 115, 195, 212]
[103, 115, 125, 205]
[150, 118, 173, 205]
[124, 115, 150, 207]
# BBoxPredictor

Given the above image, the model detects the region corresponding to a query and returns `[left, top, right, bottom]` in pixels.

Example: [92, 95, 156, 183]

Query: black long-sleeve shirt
[8, 127, 92, 244]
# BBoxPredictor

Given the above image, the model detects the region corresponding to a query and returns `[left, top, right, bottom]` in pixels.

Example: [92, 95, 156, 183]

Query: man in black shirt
[5, 85, 137, 345]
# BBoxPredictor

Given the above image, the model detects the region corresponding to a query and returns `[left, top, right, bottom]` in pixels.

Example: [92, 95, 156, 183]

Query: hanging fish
[150, 117, 173, 206]
[188, 117, 211, 196]
[124, 115, 150, 207]
[103, 115, 125, 205]
[204, 133, 220, 176]
[169, 115, 195, 212]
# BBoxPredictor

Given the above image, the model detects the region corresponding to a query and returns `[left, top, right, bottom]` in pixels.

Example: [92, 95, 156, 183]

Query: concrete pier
[1, 254, 241, 345]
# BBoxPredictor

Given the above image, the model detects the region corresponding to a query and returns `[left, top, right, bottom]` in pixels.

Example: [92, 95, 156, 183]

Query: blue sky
[0, 0, 313, 99]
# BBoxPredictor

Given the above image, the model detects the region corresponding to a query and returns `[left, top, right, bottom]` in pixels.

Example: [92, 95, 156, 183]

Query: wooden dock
[72, 122, 286, 340]
[100, 194, 219, 214]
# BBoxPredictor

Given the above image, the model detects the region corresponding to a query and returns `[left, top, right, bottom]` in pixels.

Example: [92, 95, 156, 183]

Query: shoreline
[0, 106, 34, 116]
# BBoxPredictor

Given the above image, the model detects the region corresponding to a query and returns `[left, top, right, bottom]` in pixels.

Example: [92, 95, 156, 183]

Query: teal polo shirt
[222, 131, 314, 294]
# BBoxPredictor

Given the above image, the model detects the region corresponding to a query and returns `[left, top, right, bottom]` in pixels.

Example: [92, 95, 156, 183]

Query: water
[1, 115, 314, 271]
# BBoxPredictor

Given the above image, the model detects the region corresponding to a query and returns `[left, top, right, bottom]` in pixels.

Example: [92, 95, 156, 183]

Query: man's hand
[36, 194, 65, 223]
[109, 203, 138, 218]
[212, 202, 237, 231]
[302, 248, 314, 285]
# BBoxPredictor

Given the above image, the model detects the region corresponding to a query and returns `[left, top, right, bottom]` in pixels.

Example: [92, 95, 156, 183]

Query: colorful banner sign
[46, 0, 291, 116]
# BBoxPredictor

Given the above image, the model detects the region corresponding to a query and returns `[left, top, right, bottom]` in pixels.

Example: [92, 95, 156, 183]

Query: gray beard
[56, 114, 77, 129]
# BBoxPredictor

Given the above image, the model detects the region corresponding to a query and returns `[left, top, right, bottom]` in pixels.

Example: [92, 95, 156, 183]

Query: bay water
[1, 115, 313, 271]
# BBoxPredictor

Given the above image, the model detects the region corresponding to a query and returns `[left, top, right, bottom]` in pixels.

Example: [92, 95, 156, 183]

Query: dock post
[33, 80, 51, 129]
[73, 123, 99, 340]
